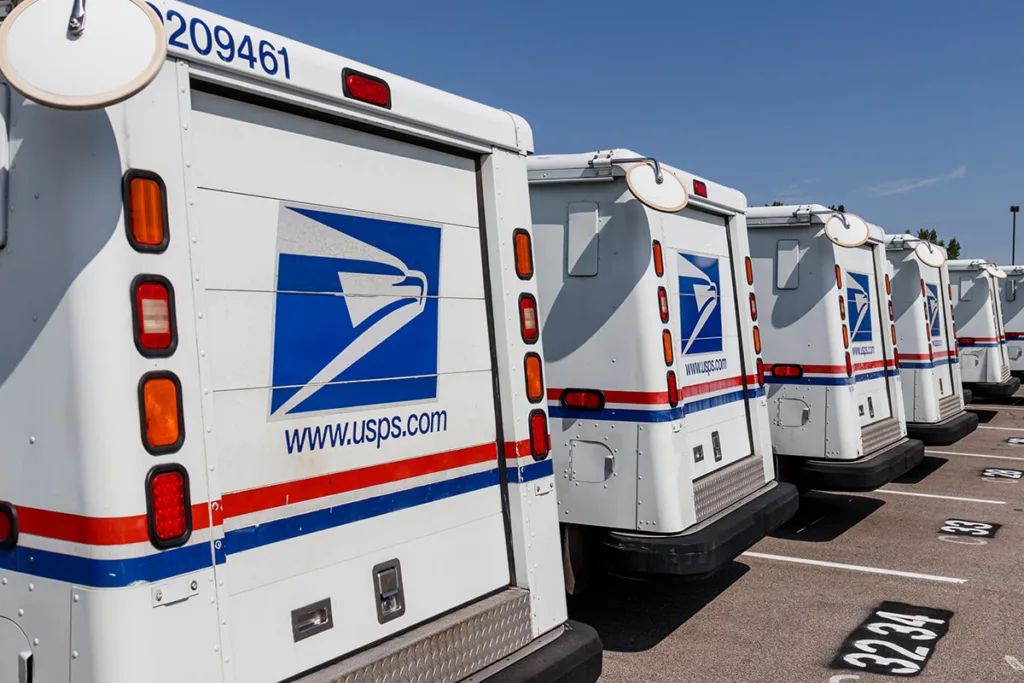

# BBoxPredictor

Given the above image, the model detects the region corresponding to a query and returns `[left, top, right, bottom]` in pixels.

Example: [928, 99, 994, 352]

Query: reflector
[513, 230, 534, 280]
[653, 241, 665, 277]
[561, 389, 605, 411]
[772, 364, 803, 379]
[524, 353, 544, 403]
[139, 372, 184, 454]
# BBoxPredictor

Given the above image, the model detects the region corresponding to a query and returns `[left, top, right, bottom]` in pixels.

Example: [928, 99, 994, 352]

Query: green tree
[915, 229, 961, 259]
[828, 204, 846, 212]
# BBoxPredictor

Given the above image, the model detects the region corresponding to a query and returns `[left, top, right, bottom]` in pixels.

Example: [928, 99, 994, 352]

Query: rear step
[294, 589, 532, 683]
[938, 393, 962, 421]
[861, 417, 903, 456]
[694, 455, 768, 523]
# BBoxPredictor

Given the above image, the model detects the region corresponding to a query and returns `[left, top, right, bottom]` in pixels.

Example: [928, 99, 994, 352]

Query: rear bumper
[906, 411, 979, 446]
[482, 621, 603, 683]
[778, 438, 924, 492]
[964, 376, 1021, 398]
[600, 482, 799, 579]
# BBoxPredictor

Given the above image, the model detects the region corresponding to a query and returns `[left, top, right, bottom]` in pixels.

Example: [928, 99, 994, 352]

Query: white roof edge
[159, 1, 530, 153]
[997, 265, 1024, 274]
[747, 204, 885, 243]
[884, 234, 949, 257]
[525, 149, 747, 212]
[948, 258, 995, 270]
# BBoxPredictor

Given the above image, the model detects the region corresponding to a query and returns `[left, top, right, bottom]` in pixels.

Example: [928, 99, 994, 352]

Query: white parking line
[874, 489, 1006, 504]
[927, 449, 1024, 462]
[970, 404, 1024, 411]
[979, 426, 1024, 432]
[741, 552, 967, 584]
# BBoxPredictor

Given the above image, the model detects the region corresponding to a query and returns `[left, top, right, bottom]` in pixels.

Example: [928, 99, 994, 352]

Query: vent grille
[693, 455, 766, 523]
[1002, 364, 1012, 382]
[309, 589, 532, 683]
[861, 417, 903, 455]
[938, 394, 962, 421]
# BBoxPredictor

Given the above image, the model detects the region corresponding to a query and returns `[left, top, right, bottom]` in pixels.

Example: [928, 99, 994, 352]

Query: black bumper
[906, 411, 979, 446]
[962, 389, 974, 405]
[600, 482, 799, 579]
[964, 376, 1021, 399]
[483, 621, 602, 683]
[778, 438, 925, 492]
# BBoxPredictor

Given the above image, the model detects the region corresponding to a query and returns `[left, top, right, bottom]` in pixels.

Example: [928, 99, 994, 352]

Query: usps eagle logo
[926, 283, 941, 338]
[678, 252, 723, 355]
[848, 271, 874, 343]
[269, 205, 441, 417]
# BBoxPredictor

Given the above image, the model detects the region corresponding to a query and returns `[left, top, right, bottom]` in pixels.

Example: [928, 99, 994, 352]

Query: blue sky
[204, 0, 1021, 263]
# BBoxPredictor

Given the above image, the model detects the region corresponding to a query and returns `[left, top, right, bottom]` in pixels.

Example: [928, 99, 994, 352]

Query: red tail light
[658, 286, 669, 323]
[929, 345, 934, 361]
[693, 179, 708, 197]
[652, 241, 664, 277]
[846, 352, 853, 377]
[959, 337, 976, 345]
[920, 279, 926, 297]
[146, 465, 191, 549]
[667, 371, 679, 407]
[528, 410, 550, 460]
[133, 276, 177, 356]
[756, 358, 765, 386]
[0, 503, 17, 550]
[342, 68, 391, 108]
[772, 364, 803, 379]
[519, 294, 539, 344]
[749, 293, 758, 321]
[561, 389, 605, 411]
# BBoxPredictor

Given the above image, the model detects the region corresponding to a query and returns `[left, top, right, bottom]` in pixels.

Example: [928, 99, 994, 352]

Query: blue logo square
[848, 271, 874, 343]
[926, 283, 941, 338]
[678, 252, 723, 355]
[269, 205, 441, 417]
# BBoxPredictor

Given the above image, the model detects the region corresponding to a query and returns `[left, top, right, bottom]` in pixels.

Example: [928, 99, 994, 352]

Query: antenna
[0, 0, 167, 110]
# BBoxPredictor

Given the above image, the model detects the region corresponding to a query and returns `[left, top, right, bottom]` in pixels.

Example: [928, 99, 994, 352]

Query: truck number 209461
[147, 4, 292, 80]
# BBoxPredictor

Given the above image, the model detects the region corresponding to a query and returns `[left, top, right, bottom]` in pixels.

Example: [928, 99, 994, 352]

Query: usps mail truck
[949, 259, 1021, 398]
[884, 235, 977, 444]
[747, 206, 924, 491]
[0, 2, 603, 682]
[526, 150, 798, 591]
[997, 265, 1024, 378]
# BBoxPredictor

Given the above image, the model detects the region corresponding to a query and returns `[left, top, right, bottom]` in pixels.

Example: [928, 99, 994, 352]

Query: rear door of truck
[190, 88, 510, 683]
[665, 207, 755, 481]
[925, 278, 955, 397]
[845, 246, 894, 427]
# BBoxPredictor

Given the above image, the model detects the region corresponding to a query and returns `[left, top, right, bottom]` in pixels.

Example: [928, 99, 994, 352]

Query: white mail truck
[526, 150, 798, 592]
[998, 265, 1024, 378]
[884, 235, 976, 444]
[949, 259, 1020, 398]
[747, 206, 924, 491]
[0, 1, 602, 682]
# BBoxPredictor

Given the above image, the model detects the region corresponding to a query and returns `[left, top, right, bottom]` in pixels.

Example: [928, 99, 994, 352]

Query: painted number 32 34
[834, 603, 952, 678]
[147, 4, 292, 80]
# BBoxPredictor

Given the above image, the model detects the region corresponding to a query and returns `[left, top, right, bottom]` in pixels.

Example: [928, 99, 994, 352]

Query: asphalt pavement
[570, 394, 1024, 682]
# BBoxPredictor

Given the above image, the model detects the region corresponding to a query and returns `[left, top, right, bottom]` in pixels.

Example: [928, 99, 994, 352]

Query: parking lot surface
[571, 397, 1024, 682]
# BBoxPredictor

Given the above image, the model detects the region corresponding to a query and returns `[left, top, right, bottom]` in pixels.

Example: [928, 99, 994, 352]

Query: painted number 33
[147, 4, 292, 80]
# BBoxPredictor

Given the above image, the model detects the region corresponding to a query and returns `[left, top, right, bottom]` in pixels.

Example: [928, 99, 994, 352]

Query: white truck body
[747, 206, 922, 491]
[526, 150, 797, 587]
[949, 259, 1020, 398]
[0, 3, 602, 682]
[997, 265, 1024, 376]
[884, 236, 976, 444]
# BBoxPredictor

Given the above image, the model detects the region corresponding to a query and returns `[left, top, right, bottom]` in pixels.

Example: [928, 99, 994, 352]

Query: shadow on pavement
[567, 561, 749, 653]
[769, 491, 885, 543]
[893, 455, 949, 484]
[967, 408, 999, 424]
